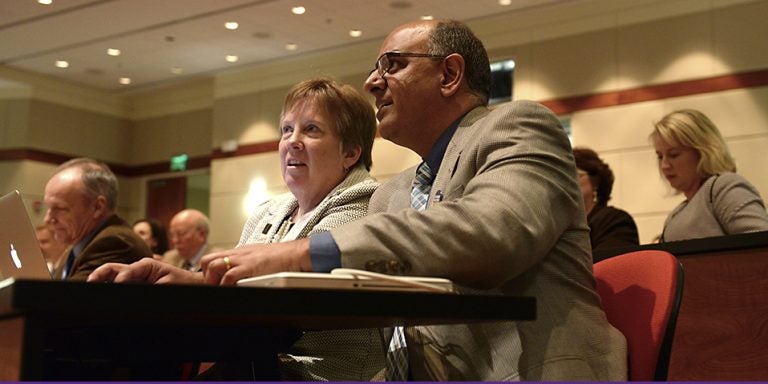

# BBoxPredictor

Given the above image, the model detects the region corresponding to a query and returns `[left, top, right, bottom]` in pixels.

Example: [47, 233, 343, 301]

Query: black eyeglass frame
[370, 51, 447, 78]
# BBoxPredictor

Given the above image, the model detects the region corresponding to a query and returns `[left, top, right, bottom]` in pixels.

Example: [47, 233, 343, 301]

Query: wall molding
[3, 67, 767, 177]
[210, 140, 279, 160]
[0, 140, 278, 177]
[540, 68, 768, 115]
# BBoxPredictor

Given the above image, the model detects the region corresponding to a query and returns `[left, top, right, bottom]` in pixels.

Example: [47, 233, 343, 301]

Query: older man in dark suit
[44, 158, 151, 280]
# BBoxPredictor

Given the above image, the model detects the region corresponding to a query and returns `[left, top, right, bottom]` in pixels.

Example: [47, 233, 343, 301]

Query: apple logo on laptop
[10, 244, 22, 269]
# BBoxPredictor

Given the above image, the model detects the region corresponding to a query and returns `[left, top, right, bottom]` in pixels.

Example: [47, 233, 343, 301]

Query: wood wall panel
[668, 248, 768, 380]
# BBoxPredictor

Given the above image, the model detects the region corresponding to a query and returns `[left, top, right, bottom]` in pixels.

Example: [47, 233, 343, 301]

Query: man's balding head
[168, 209, 210, 261]
[43, 158, 117, 245]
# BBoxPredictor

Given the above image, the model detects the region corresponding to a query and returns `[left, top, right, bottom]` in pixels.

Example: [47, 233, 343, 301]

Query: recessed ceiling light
[420, 15, 434, 20]
[291, 6, 306, 15]
[119, 77, 131, 85]
[55, 60, 69, 68]
[171, 67, 183, 74]
[349, 29, 362, 38]
[285, 43, 298, 51]
[37, 0, 52, 5]
[225, 21, 239, 30]
[106, 48, 121, 56]
[499, 0, 512, 5]
[225, 55, 239, 63]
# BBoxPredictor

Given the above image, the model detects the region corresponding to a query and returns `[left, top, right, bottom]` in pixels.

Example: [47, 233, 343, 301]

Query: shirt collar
[187, 243, 209, 268]
[422, 115, 463, 174]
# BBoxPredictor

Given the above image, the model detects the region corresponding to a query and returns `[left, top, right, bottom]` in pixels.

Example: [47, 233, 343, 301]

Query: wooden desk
[0, 279, 535, 380]
[595, 231, 768, 380]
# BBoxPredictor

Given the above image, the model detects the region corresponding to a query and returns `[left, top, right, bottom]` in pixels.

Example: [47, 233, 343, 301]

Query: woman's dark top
[588, 203, 639, 261]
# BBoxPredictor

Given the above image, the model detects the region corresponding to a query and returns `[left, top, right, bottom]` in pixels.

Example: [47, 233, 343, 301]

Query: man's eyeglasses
[370, 51, 446, 78]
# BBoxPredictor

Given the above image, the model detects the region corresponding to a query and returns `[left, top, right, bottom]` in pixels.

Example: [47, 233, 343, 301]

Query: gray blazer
[238, 164, 386, 381]
[239, 164, 379, 245]
[661, 172, 768, 242]
[332, 101, 628, 380]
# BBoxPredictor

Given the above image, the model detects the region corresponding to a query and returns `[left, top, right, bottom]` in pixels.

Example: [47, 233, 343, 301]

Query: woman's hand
[87, 258, 205, 285]
[201, 239, 312, 286]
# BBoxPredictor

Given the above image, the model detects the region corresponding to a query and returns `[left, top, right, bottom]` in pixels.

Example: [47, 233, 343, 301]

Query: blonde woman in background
[651, 109, 768, 242]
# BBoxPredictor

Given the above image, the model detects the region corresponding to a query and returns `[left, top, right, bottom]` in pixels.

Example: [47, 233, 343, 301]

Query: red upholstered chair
[593, 250, 684, 381]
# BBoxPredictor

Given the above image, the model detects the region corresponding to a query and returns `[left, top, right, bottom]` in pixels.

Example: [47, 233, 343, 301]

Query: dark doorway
[146, 177, 186, 230]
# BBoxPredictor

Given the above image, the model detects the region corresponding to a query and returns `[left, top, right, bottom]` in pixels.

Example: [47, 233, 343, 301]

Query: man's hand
[201, 238, 312, 286]
[87, 258, 205, 284]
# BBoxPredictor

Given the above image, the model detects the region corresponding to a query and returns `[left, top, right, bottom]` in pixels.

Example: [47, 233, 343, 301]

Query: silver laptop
[237, 268, 453, 293]
[0, 191, 53, 280]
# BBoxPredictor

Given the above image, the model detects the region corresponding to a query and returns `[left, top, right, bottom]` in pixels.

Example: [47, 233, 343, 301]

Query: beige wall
[130, 108, 213, 164]
[1, 0, 766, 249]
[27, 100, 133, 163]
[0, 98, 30, 148]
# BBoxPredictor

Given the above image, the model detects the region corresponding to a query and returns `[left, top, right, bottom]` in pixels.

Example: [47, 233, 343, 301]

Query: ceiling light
[225, 21, 239, 30]
[499, 0, 512, 5]
[420, 15, 434, 20]
[291, 6, 306, 15]
[119, 77, 131, 85]
[171, 67, 183, 74]
[38, 0, 52, 4]
[285, 43, 298, 51]
[106, 48, 121, 56]
[225, 55, 239, 63]
[55, 60, 69, 68]
[349, 29, 362, 38]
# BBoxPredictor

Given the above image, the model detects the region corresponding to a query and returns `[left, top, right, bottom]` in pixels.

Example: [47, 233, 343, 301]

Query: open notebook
[237, 268, 454, 293]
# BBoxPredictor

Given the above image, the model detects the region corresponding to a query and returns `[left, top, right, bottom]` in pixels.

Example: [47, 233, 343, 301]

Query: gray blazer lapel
[390, 169, 415, 212]
[430, 106, 489, 204]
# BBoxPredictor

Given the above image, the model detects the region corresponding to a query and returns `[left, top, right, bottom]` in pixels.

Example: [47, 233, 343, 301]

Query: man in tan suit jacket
[324, 20, 627, 380]
[44, 158, 151, 280]
[163, 209, 221, 272]
[89, 20, 628, 381]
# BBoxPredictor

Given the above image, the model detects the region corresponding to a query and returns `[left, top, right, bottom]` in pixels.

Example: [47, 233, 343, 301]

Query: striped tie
[386, 326, 409, 381]
[386, 162, 434, 380]
[410, 162, 433, 211]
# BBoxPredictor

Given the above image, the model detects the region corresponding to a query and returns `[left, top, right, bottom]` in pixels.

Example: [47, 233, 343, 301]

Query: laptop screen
[0, 191, 53, 280]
